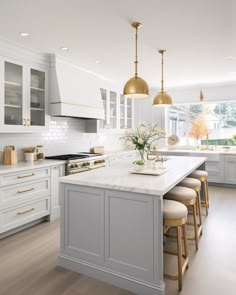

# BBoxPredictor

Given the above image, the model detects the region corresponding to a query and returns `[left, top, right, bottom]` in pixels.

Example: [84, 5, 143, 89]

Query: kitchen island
[58, 156, 206, 295]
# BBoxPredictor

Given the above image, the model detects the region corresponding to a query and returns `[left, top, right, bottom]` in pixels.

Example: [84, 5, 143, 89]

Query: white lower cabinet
[160, 151, 235, 184]
[224, 155, 236, 184]
[0, 197, 50, 234]
[0, 162, 65, 236]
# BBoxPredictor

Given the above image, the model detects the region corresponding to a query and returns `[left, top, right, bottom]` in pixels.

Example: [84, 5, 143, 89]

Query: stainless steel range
[46, 152, 107, 175]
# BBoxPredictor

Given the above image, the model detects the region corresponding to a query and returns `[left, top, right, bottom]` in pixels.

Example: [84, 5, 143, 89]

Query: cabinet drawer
[0, 167, 50, 187]
[0, 179, 50, 209]
[0, 198, 50, 233]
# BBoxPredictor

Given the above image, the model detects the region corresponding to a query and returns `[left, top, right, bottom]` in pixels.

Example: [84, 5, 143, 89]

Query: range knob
[82, 162, 90, 167]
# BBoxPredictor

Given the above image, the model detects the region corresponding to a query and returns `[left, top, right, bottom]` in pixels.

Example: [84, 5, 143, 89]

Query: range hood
[50, 56, 104, 120]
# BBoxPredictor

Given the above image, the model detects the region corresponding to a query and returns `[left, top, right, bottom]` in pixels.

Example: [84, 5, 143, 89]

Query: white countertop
[0, 159, 66, 174]
[160, 148, 236, 155]
[60, 156, 206, 196]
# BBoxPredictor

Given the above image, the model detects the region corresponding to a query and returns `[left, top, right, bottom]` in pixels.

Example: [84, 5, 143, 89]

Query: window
[168, 102, 236, 145]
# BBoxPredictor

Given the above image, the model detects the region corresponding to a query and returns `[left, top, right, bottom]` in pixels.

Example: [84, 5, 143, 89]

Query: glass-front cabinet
[30, 69, 46, 127]
[4, 62, 23, 126]
[0, 58, 48, 131]
[99, 88, 133, 131]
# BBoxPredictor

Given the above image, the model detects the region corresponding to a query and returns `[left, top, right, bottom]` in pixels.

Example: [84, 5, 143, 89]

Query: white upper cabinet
[0, 42, 49, 133]
[98, 88, 134, 131]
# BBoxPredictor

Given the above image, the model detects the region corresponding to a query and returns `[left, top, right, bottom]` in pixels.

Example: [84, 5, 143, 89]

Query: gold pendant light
[153, 50, 172, 106]
[123, 22, 149, 99]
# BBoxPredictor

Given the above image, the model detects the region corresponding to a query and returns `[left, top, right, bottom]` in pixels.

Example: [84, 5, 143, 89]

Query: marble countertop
[0, 159, 66, 174]
[60, 156, 206, 196]
[159, 148, 236, 155]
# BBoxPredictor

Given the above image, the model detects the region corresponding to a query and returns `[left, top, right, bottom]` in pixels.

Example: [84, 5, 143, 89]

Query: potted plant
[121, 122, 166, 161]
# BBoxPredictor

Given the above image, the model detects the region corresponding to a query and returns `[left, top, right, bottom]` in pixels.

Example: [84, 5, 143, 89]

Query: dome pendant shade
[153, 91, 172, 105]
[153, 50, 172, 106]
[123, 22, 149, 99]
[123, 76, 149, 98]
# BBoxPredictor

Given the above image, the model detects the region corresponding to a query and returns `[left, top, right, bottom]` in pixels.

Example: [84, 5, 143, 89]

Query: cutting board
[3, 146, 17, 165]
[130, 167, 168, 176]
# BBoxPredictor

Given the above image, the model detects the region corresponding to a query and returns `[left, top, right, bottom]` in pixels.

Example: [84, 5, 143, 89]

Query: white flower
[138, 138, 144, 145]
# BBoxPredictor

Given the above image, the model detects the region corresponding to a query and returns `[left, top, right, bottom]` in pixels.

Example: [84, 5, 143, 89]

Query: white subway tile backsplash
[0, 117, 124, 162]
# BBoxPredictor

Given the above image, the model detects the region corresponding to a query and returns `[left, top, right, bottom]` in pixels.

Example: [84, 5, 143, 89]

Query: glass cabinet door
[110, 91, 117, 129]
[30, 69, 46, 126]
[120, 95, 125, 129]
[100, 88, 107, 128]
[127, 98, 133, 129]
[4, 62, 23, 126]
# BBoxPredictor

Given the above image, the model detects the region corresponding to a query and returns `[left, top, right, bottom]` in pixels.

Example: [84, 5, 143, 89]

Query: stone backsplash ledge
[0, 117, 125, 163]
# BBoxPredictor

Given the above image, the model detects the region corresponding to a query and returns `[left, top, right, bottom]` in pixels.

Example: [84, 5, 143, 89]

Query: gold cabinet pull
[17, 208, 35, 215]
[17, 173, 35, 179]
[17, 188, 34, 194]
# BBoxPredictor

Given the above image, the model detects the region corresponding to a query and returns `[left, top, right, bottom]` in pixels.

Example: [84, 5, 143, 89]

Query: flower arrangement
[189, 114, 209, 143]
[121, 122, 166, 161]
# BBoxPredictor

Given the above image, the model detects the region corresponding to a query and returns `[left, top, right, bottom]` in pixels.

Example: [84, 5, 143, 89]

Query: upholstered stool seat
[189, 170, 209, 215]
[163, 200, 189, 291]
[165, 186, 196, 201]
[178, 177, 203, 236]
[164, 186, 199, 250]
[189, 170, 208, 180]
[163, 199, 188, 220]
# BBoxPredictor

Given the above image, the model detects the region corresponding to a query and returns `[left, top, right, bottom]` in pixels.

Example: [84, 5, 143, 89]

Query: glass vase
[138, 149, 145, 162]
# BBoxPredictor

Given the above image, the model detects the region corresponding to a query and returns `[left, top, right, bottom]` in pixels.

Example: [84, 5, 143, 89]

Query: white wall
[0, 117, 124, 163]
[159, 81, 236, 104]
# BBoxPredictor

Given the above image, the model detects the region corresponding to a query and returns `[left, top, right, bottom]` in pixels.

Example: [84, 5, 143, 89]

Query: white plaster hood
[50, 56, 104, 120]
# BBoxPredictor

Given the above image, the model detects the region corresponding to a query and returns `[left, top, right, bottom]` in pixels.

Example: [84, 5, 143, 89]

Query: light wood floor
[0, 186, 236, 295]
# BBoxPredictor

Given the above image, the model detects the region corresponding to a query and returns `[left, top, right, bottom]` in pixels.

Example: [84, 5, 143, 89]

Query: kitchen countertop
[0, 159, 66, 174]
[60, 156, 206, 196]
[159, 148, 236, 155]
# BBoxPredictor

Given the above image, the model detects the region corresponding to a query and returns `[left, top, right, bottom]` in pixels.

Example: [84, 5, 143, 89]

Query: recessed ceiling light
[95, 60, 102, 64]
[226, 56, 235, 60]
[19, 32, 30, 38]
[60, 47, 69, 51]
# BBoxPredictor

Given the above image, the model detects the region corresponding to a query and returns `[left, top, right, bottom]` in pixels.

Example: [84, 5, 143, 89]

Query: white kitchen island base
[58, 157, 206, 295]
[58, 185, 165, 295]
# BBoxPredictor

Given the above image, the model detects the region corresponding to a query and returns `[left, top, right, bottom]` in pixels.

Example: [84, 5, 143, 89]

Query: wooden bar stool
[163, 199, 189, 291]
[178, 177, 203, 237]
[189, 170, 209, 215]
[164, 186, 199, 250]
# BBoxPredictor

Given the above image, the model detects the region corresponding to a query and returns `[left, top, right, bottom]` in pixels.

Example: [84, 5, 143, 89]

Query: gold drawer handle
[17, 208, 35, 215]
[17, 188, 34, 194]
[17, 173, 35, 179]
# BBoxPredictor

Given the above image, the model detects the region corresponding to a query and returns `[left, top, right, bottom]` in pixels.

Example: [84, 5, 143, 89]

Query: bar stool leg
[201, 179, 209, 215]
[183, 223, 188, 261]
[192, 203, 199, 250]
[177, 226, 183, 291]
[205, 179, 210, 208]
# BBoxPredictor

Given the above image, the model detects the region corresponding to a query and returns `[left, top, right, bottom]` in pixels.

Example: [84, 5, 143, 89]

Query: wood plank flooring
[0, 186, 236, 295]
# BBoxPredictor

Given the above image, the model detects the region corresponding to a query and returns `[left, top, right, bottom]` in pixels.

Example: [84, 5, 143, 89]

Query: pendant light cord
[160, 50, 164, 92]
[134, 26, 138, 77]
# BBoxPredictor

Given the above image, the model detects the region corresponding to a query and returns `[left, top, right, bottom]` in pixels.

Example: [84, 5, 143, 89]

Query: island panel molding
[63, 185, 105, 265]
[104, 189, 155, 281]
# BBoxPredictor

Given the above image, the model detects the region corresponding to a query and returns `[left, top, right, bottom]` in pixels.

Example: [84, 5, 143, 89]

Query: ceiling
[0, 0, 235, 89]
